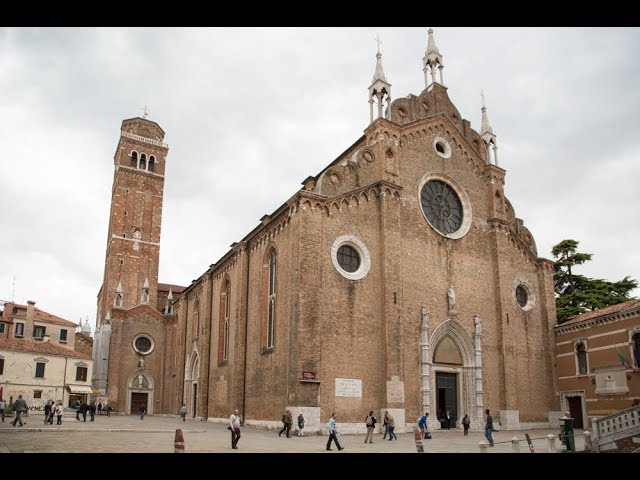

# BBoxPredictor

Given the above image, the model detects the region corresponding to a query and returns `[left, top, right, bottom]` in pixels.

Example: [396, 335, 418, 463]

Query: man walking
[229, 408, 241, 449]
[484, 409, 495, 447]
[180, 404, 187, 422]
[0, 398, 6, 422]
[326, 412, 344, 451]
[364, 410, 376, 443]
[12, 394, 28, 427]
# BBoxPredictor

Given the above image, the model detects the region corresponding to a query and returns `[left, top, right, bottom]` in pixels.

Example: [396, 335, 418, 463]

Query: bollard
[511, 436, 520, 453]
[478, 440, 488, 453]
[547, 434, 556, 453]
[174, 428, 185, 453]
[584, 431, 592, 453]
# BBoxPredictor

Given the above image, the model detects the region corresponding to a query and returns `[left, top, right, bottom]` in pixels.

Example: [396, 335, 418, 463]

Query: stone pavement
[0, 412, 587, 454]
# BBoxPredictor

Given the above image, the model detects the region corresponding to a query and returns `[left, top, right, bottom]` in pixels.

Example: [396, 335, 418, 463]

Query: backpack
[365, 415, 373, 426]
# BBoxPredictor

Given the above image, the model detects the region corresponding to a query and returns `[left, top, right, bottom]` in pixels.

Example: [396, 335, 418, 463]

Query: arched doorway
[186, 352, 199, 419]
[421, 318, 483, 430]
[127, 371, 154, 415]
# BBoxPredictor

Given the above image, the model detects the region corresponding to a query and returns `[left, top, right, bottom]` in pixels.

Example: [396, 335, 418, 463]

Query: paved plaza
[0, 411, 586, 454]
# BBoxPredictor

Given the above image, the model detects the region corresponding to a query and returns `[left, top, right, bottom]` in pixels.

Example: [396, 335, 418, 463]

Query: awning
[66, 385, 94, 394]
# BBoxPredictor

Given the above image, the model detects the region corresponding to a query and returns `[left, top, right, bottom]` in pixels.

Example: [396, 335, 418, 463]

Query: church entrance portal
[130, 392, 148, 415]
[436, 372, 458, 428]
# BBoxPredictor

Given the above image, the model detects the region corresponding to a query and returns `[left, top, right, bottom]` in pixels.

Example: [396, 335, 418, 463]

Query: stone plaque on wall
[335, 378, 362, 397]
[386, 375, 405, 403]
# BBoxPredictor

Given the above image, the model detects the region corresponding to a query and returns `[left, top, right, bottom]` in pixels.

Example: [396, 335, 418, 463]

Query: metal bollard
[547, 433, 556, 453]
[511, 436, 520, 453]
[174, 428, 185, 453]
[478, 440, 488, 453]
[584, 431, 592, 452]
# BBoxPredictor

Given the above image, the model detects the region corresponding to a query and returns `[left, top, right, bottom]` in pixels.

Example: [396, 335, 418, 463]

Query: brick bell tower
[93, 116, 169, 393]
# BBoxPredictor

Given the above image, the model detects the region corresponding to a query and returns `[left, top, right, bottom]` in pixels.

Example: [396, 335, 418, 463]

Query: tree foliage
[552, 239, 638, 323]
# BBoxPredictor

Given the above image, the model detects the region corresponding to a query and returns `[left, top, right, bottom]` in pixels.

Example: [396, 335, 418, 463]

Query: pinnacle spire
[422, 27, 444, 88]
[368, 37, 392, 124]
[479, 92, 498, 166]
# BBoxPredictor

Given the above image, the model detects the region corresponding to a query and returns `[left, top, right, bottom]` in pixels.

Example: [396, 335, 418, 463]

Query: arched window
[148, 155, 155, 172]
[576, 342, 587, 375]
[139, 153, 147, 171]
[192, 301, 200, 339]
[218, 278, 231, 364]
[633, 332, 640, 368]
[261, 248, 277, 351]
[131, 151, 138, 168]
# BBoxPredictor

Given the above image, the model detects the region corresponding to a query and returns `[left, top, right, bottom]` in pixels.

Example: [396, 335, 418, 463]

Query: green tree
[552, 239, 638, 323]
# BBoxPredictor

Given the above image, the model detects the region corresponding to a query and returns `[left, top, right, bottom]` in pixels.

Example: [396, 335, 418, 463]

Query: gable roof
[3, 302, 77, 327]
[560, 298, 640, 326]
[0, 337, 92, 360]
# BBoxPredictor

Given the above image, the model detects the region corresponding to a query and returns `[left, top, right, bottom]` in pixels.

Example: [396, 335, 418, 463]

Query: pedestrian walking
[106, 404, 112, 417]
[74, 399, 81, 420]
[229, 408, 241, 449]
[89, 401, 96, 421]
[462, 413, 470, 436]
[364, 410, 376, 443]
[326, 412, 344, 451]
[12, 394, 28, 427]
[382, 411, 390, 439]
[97, 402, 103, 416]
[0, 399, 6, 422]
[484, 409, 495, 446]
[297, 412, 305, 437]
[139, 403, 146, 420]
[180, 404, 187, 422]
[55, 401, 64, 425]
[279, 409, 292, 437]
[44, 400, 52, 425]
[80, 401, 89, 422]
[387, 412, 397, 440]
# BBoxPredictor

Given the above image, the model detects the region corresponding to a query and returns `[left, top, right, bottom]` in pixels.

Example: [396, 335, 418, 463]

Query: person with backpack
[418, 412, 428, 437]
[364, 410, 377, 443]
[462, 413, 470, 436]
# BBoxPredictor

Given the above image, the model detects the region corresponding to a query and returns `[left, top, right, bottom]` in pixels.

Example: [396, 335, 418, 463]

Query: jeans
[231, 427, 241, 448]
[485, 428, 494, 445]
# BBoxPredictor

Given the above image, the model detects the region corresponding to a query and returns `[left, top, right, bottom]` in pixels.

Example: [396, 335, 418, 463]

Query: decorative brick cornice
[121, 131, 168, 149]
[554, 308, 640, 335]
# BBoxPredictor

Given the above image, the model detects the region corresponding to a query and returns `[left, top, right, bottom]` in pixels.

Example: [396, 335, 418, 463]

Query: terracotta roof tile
[0, 337, 91, 359]
[561, 298, 640, 326]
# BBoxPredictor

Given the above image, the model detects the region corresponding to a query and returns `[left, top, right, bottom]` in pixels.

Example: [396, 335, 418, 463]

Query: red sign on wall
[302, 371, 316, 380]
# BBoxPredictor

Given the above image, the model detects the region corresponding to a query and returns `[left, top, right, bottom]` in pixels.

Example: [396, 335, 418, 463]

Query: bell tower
[96, 116, 169, 327]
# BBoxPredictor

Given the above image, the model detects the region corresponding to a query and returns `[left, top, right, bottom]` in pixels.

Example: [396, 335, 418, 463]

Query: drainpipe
[63, 356, 68, 406]
[241, 243, 250, 425]
[204, 268, 214, 420]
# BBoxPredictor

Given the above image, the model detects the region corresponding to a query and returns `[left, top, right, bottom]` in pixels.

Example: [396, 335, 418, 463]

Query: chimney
[25, 300, 36, 339]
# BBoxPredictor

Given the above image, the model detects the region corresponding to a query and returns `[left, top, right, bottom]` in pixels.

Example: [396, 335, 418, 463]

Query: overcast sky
[1, 27, 639, 333]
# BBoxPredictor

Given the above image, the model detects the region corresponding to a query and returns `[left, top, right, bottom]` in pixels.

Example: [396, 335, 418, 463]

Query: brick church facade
[94, 30, 560, 430]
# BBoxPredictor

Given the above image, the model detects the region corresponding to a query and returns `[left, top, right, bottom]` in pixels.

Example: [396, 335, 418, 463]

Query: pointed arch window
[218, 278, 231, 364]
[576, 342, 588, 375]
[192, 301, 200, 339]
[632, 332, 640, 368]
[261, 248, 277, 351]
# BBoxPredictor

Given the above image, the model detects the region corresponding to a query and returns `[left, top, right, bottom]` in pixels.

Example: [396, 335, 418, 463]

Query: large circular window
[421, 180, 463, 234]
[133, 334, 154, 355]
[513, 278, 535, 311]
[418, 175, 472, 239]
[516, 285, 528, 308]
[331, 235, 371, 280]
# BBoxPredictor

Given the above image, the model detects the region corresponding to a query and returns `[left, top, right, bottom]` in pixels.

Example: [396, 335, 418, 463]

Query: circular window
[420, 180, 463, 235]
[337, 245, 360, 272]
[433, 137, 451, 159]
[133, 334, 154, 355]
[331, 235, 371, 280]
[516, 285, 528, 308]
[418, 175, 472, 239]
